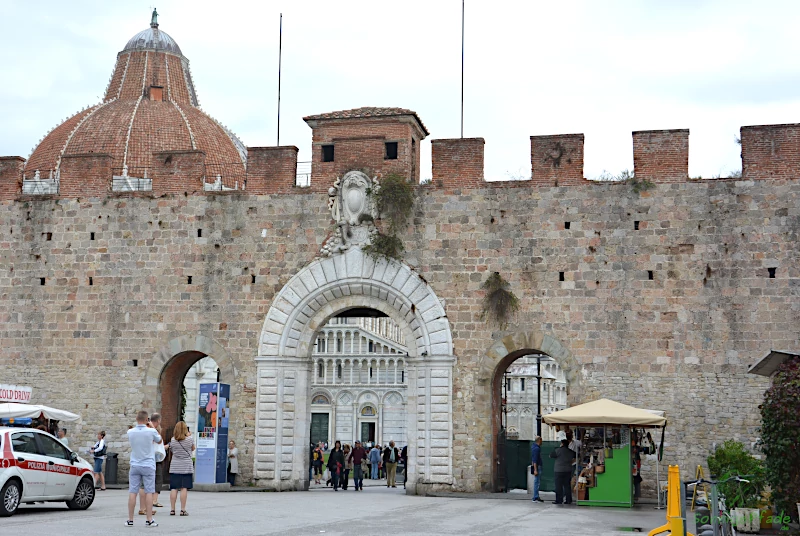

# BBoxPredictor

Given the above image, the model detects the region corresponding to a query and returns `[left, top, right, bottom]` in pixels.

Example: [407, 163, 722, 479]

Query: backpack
[96, 441, 107, 457]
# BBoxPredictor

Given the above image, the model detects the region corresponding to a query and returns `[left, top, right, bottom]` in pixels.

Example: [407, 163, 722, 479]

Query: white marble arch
[255, 247, 456, 493]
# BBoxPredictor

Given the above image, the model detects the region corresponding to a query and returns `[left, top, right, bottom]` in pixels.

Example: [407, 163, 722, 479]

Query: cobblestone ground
[0, 488, 672, 535]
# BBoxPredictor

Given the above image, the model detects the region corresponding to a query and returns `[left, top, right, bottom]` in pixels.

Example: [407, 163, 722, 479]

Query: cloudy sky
[1, 0, 799, 181]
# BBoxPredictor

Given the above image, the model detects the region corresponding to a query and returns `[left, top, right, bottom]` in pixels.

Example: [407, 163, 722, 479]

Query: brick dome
[26, 17, 246, 184]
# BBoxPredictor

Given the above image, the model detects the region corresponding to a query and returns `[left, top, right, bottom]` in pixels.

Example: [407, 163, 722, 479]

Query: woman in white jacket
[227, 440, 239, 486]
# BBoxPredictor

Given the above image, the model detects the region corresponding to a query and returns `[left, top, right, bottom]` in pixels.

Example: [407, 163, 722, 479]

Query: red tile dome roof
[26, 17, 246, 183]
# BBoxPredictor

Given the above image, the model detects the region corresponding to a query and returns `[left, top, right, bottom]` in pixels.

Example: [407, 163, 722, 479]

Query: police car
[0, 427, 95, 516]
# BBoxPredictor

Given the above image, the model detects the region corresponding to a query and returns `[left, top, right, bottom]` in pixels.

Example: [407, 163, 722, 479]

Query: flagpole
[277, 13, 283, 146]
[460, 0, 464, 138]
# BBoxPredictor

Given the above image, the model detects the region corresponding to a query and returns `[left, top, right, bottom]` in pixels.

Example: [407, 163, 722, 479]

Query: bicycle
[687, 475, 751, 536]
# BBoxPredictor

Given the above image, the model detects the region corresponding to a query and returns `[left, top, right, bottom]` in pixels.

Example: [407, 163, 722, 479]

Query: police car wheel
[66, 477, 95, 510]
[1, 480, 21, 517]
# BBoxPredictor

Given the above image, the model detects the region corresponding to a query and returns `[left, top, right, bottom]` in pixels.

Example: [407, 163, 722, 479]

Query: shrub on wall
[363, 173, 414, 261]
[479, 272, 520, 329]
[759, 358, 800, 521]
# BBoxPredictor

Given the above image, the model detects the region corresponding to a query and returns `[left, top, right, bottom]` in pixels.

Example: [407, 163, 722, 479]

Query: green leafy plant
[479, 272, 520, 329]
[179, 384, 187, 422]
[361, 173, 414, 261]
[707, 440, 765, 509]
[374, 173, 414, 234]
[363, 232, 404, 261]
[759, 358, 800, 522]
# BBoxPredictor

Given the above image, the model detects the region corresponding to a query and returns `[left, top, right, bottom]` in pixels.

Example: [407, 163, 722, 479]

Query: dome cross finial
[150, 7, 159, 29]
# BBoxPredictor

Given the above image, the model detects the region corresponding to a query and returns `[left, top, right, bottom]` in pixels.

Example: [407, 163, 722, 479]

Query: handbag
[155, 441, 166, 463]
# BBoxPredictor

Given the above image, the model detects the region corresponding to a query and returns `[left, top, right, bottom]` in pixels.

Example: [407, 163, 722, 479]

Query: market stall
[543, 398, 666, 508]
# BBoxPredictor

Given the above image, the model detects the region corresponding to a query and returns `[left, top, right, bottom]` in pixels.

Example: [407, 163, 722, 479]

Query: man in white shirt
[126, 411, 162, 527]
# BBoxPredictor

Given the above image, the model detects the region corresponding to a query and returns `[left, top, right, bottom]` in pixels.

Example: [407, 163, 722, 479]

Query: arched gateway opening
[480, 332, 583, 492]
[255, 248, 456, 493]
[141, 335, 236, 443]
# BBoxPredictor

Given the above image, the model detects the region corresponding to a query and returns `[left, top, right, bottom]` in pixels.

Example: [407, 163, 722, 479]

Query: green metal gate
[505, 440, 559, 492]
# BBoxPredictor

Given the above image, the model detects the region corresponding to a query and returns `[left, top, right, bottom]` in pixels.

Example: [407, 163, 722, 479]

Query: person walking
[369, 443, 381, 480]
[167, 420, 195, 517]
[549, 437, 576, 505]
[327, 441, 345, 491]
[126, 412, 161, 527]
[383, 441, 400, 488]
[227, 440, 239, 487]
[312, 443, 324, 485]
[341, 443, 352, 490]
[89, 431, 107, 491]
[150, 413, 165, 509]
[530, 436, 544, 503]
[349, 440, 367, 491]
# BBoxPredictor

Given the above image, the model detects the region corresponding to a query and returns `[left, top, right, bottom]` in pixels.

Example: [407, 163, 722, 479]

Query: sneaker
[145, 520, 158, 527]
[126, 520, 134, 527]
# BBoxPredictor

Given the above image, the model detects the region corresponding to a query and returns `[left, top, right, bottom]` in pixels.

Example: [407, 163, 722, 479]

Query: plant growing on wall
[363, 173, 414, 261]
[759, 358, 800, 521]
[706, 440, 765, 509]
[479, 272, 520, 329]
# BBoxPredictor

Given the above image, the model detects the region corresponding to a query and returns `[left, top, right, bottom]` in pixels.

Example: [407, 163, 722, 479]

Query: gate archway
[255, 247, 456, 493]
[479, 331, 583, 491]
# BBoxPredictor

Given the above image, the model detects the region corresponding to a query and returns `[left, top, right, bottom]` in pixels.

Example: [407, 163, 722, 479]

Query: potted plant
[707, 440, 765, 533]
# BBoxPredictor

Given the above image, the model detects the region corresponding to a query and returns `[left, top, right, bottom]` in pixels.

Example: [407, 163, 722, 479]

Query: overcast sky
[2, 0, 799, 181]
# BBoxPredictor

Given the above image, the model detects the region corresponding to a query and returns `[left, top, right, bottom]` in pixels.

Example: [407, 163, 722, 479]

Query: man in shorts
[126, 410, 161, 527]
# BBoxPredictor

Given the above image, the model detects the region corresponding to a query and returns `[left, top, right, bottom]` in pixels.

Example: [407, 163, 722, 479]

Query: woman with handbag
[327, 441, 345, 491]
[89, 431, 107, 491]
[167, 421, 195, 516]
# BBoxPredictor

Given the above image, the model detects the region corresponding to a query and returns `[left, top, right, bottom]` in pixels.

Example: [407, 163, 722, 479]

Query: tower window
[385, 142, 398, 160]
[520, 378, 525, 391]
[40, 277, 46, 286]
[318, 362, 324, 378]
[337, 364, 342, 379]
[90, 232, 95, 240]
[89, 277, 93, 286]
[648, 270, 654, 280]
[197, 229, 202, 238]
[767, 267, 776, 279]
[187, 276, 192, 284]
[559, 272, 565, 282]
[634, 221, 640, 230]
[564, 222, 570, 230]
[322, 145, 335, 162]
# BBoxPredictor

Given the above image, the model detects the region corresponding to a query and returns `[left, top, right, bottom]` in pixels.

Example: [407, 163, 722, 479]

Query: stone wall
[1, 174, 798, 491]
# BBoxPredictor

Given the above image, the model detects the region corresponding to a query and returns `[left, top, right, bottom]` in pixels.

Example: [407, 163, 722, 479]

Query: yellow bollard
[648, 465, 694, 536]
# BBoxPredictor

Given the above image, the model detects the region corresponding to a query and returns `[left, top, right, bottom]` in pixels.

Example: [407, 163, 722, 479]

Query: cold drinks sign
[0, 384, 32, 403]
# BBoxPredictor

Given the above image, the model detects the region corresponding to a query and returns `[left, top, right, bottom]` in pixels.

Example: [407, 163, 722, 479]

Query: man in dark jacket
[530, 436, 544, 502]
[400, 445, 408, 489]
[549, 438, 575, 504]
[349, 440, 367, 491]
[327, 441, 345, 491]
[382, 441, 401, 488]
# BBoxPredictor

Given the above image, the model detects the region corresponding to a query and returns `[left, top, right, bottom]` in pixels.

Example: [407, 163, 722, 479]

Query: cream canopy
[0, 403, 82, 423]
[543, 398, 666, 427]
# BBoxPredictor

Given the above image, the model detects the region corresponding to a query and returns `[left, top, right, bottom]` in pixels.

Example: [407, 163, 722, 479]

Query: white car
[0, 427, 96, 516]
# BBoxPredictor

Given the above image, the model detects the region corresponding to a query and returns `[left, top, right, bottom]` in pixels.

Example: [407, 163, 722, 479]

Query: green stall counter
[577, 445, 632, 508]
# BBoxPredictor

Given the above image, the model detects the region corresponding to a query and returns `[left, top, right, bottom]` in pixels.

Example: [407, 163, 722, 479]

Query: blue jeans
[371, 463, 379, 480]
[532, 471, 541, 500]
[353, 465, 363, 489]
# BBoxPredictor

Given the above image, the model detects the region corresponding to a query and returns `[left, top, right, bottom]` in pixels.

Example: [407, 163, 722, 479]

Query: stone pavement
[0, 487, 683, 536]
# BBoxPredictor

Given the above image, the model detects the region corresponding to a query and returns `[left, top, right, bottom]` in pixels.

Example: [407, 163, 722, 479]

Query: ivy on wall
[364, 173, 414, 261]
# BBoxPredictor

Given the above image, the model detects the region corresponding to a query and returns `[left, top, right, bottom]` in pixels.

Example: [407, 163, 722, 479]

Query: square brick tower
[303, 107, 428, 189]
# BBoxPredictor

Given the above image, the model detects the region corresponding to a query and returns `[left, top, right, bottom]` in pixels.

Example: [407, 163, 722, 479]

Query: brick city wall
[1, 173, 797, 489]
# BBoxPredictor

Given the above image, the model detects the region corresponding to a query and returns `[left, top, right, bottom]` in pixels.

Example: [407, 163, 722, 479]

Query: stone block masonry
[0, 156, 24, 201]
[0, 172, 797, 491]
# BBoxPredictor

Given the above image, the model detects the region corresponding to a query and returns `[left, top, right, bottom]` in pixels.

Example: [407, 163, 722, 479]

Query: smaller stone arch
[311, 390, 333, 406]
[141, 334, 236, 412]
[357, 390, 380, 404]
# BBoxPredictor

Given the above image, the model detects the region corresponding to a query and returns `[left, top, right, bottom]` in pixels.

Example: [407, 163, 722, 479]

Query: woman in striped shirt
[167, 421, 195, 516]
